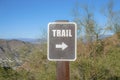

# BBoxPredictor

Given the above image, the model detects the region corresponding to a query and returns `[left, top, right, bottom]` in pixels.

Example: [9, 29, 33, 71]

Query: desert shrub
[71, 41, 120, 80]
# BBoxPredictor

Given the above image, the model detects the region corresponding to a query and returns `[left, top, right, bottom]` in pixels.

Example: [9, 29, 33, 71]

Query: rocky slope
[0, 39, 36, 67]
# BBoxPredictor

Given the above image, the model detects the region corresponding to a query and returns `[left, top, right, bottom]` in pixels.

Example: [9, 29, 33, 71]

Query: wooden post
[57, 61, 69, 80]
[56, 20, 70, 80]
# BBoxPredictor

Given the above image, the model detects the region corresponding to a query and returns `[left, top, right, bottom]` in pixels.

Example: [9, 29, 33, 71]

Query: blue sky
[0, 0, 120, 39]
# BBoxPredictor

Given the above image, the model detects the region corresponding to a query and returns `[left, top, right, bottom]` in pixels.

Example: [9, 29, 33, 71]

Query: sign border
[47, 22, 77, 61]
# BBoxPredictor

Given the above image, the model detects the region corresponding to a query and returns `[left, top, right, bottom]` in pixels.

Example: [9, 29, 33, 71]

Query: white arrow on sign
[56, 42, 68, 50]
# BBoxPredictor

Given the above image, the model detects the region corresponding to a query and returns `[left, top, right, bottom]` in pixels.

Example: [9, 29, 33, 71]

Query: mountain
[15, 38, 39, 43]
[0, 39, 36, 68]
[7, 38, 47, 44]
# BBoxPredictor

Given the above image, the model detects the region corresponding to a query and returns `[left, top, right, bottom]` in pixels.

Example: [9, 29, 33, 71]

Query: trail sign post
[48, 21, 77, 61]
[48, 20, 77, 80]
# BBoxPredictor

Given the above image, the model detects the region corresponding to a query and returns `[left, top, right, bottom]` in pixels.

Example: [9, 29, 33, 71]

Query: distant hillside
[0, 39, 39, 68]
[10, 38, 47, 44]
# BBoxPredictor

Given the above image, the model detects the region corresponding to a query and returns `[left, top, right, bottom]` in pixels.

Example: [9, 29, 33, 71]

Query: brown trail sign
[47, 20, 77, 80]
[48, 21, 77, 61]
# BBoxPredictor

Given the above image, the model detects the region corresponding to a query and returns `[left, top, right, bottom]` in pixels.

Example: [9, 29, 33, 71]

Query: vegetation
[0, 34, 120, 80]
[70, 36, 120, 80]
